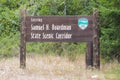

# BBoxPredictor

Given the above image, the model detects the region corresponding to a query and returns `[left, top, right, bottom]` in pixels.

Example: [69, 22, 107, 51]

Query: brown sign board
[20, 9, 100, 70]
[25, 16, 93, 42]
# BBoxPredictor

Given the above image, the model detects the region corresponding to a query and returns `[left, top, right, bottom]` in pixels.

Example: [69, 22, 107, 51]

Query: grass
[0, 54, 84, 80]
[0, 54, 120, 80]
[101, 61, 120, 80]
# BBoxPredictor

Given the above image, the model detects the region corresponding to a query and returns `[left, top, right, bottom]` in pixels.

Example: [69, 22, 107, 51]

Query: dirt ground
[0, 54, 105, 80]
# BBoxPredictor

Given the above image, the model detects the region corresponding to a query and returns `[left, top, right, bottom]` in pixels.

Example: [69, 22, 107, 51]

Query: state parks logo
[78, 18, 89, 30]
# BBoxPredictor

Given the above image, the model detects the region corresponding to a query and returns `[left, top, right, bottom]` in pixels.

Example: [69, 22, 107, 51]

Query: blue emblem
[78, 18, 89, 30]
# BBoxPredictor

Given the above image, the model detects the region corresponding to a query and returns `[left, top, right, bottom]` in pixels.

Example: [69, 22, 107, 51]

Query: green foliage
[99, 5, 120, 61]
[0, 0, 120, 62]
[0, 33, 20, 58]
[26, 42, 86, 60]
[0, 5, 20, 37]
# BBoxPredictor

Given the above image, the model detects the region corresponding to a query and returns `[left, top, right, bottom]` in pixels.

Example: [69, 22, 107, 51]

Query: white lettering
[31, 24, 44, 30]
[56, 33, 72, 39]
[42, 33, 54, 39]
[46, 24, 50, 30]
[52, 24, 71, 30]
[31, 33, 41, 39]
[31, 18, 42, 22]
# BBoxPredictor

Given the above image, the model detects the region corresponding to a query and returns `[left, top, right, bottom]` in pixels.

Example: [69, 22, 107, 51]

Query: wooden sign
[20, 9, 100, 69]
[25, 16, 93, 42]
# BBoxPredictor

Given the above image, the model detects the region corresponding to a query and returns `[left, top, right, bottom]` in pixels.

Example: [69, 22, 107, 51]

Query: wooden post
[93, 9, 100, 69]
[86, 42, 93, 69]
[20, 9, 26, 69]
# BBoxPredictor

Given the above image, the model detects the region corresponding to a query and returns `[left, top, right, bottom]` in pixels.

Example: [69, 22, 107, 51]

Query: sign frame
[20, 9, 100, 69]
